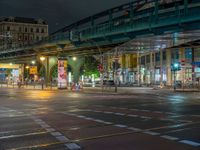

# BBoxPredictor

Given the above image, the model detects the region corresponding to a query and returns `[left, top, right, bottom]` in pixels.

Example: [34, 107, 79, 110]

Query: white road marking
[143, 131, 160, 136]
[56, 136, 69, 142]
[115, 113, 125, 116]
[65, 143, 81, 149]
[104, 111, 114, 114]
[127, 127, 142, 132]
[114, 124, 127, 128]
[179, 140, 200, 147]
[50, 132, 62, 136]
[161, 135, 179, 140]
[46, 128, 56, 132]
[127, 114, 138, 117]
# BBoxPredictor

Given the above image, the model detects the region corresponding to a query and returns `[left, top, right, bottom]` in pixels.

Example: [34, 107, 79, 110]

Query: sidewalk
[1, 83, 199, 95]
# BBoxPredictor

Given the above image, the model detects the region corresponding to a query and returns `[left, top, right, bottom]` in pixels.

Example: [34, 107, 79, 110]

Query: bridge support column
[68, 57, 84, 83]
[160, 49, 163, 85]
[39, 56, 57, 88]
[179, 48, 185, 87]
[166, 49, 172, 86]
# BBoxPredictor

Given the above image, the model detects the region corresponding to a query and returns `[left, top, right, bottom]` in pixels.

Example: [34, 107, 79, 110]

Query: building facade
[105, 47, 200, 87]
[0, 17, 48, 51]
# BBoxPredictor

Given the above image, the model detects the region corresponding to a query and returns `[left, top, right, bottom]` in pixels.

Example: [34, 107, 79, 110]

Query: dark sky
[0, 0, 130, 33]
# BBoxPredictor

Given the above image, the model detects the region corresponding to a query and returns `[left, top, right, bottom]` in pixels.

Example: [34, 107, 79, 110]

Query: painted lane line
[77, 115, 86, 118]
[179, 140, 200, 147]
[154, 111, 163, 114]
[104, 111, 114, 114]
[103, 121, 112, 125]
[140, 116, 152, 119]
[143, 131, 160, 136]
[114, 124, 128, 128]
[65, 143, 81, 150]
[41, 124, 51, 128]
[160, 135, 179, 141]
[119, 108, 127, 110]
[93, 110, 101, 113]
[50, 132, 62, 136]
[56, 136, 69, 142]
[46, 128, 56, 132]
[166, 112, 176, 115]
[34, 119, 43, 122]
[127, 127, 142, 132]
[115, 113, 125, 116]
[84, 117, 93, 120]
[127, 114, 138, 117]
[130, 109, 139, 111]
[94, 119, 105, 123]
[141, 110, 150, 112]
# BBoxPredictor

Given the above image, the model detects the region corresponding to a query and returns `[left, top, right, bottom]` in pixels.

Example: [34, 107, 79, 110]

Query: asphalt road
[0, 88, 200, 150]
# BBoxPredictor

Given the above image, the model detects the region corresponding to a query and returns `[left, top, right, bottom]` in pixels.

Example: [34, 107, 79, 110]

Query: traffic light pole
[174, 70, 176, 92]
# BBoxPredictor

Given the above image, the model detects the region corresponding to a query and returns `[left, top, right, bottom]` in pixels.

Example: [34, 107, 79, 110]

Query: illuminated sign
[58, 60, 67, 89]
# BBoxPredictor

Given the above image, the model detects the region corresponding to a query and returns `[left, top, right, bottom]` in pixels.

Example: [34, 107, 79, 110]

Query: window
[185, 48, 192, 60]
[171, 49, 179, 61]
[41, 28, 44, 33]
[7, 26, 10, 31]
[25, 27, 28, 32]
[141, 56, 145, 65]
[156, 52, 160, 62]
[36, 28, 39, 33]
[31, 28, 33, 32]
[163, 51, 166, 61]
[146, 55, 150, 63]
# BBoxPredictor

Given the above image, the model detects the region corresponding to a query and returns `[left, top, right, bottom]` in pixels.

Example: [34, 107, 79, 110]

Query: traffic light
[171, 62, 181, 71]
[98, 63, 103, 73]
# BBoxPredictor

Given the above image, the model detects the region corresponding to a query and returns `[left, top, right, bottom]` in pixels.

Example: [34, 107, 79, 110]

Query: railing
[0, 0, 200, 57]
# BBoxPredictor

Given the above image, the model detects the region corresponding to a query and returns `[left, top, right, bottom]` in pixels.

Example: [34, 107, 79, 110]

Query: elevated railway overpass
[0, 0, 200, 86]
[0, 0, 200, 63]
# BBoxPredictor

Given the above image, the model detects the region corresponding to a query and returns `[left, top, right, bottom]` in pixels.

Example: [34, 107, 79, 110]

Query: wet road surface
[0, 88, 200, 150]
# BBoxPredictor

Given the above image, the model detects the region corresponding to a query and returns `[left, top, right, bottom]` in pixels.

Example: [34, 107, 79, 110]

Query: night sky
[0, 0, 130, 33]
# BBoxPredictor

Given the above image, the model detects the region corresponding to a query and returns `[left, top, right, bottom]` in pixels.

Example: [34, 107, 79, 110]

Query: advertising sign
[29, 66, 38, 75]
[58, 60, 67, 88]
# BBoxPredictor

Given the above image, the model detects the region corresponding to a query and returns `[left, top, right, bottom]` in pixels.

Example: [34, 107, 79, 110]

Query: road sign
[29, 66, 38, 74]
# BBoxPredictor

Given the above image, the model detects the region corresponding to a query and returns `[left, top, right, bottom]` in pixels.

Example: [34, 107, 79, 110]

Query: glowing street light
[31, 60, 36, 65]
[40, 56, 46, 62]
[25, 66, 30, 69]
[72, 57, 77, 61]
[9, 63, 13, 66]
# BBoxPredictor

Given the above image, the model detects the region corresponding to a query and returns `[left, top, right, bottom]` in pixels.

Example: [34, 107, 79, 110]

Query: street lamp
[31, 60, 36, 65]
[72, 57, 77, 61]
[40, 56, 45, 62]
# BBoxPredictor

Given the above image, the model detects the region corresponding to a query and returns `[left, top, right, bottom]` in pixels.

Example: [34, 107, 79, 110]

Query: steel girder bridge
[0, 0, 200, 63]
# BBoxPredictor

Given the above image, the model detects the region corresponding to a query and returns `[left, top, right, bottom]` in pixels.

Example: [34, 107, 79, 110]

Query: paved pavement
[0, 87, 200, 150]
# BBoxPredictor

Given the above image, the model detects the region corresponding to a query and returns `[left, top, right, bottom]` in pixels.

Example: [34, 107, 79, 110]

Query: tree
[83, 56, 99, 78]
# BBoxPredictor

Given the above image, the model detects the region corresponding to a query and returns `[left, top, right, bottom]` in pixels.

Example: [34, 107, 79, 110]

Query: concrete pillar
[179, 48, 185, 83]
[137, 52, 141, 86]
[160, 49, 163, 84]
[68, 57, 84, 83]
[166, 49, 172, 86]
[150, 52, 154, 84]
[19, 64, 24, 84]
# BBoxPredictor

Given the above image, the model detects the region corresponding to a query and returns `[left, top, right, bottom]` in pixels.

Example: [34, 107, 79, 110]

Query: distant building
[0, 16, 48, 51]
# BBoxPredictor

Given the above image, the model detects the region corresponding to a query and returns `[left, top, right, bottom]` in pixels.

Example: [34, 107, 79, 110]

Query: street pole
[115, 59, 118, 93]
[174, 70, 176, 91]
